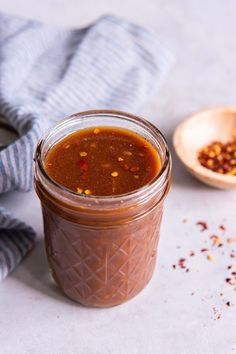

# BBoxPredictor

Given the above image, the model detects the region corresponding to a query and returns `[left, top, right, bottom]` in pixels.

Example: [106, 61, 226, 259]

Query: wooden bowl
[173, 107, 236, 189]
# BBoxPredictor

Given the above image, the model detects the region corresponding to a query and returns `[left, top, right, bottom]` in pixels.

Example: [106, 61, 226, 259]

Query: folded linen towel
[0, 12, 174, 281]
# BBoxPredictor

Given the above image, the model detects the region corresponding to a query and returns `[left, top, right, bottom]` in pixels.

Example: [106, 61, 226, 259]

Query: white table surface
[0, 1, 236, 353]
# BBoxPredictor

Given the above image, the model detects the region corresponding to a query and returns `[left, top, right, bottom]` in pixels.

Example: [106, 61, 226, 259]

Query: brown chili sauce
[45, 126, 161, 196]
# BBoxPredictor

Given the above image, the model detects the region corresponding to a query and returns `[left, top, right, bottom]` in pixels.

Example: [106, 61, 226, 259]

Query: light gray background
[0, 1, 236, 353]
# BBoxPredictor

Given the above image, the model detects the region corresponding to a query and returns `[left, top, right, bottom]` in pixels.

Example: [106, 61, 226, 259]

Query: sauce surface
[45, 126, 161, 196]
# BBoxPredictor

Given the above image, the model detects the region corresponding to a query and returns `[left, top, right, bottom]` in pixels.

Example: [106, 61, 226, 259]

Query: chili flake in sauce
[45, 126, 161, 196]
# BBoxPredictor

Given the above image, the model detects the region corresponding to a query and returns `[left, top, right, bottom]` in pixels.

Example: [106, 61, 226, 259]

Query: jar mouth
[35, 109, 171, 203]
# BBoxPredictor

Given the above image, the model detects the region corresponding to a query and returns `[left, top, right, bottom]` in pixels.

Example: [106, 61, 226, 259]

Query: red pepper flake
[227, 237, 236, 244]
[232, 272, 236, 276]
[201, 248, 208, 253]
[219, 224, 226, 231]
[207, 254, 214, 261]
[79, 158, 88, 171]
[196, 221, 208, 232]
[189, 251, 195, 257]
[198, 141, 236, 175]
[130, 166, 140, 173]
[186, 268, 190, 272]
[226, 301, 231, 307]
[79, 158, 88, 180]
[225, 278, 235, 285]
[191, 292, 195, 296]
[210, 235, 223, 246]
[172, 265, 176, 269]
[212, 306, 221, 320]
[227, 265, 233, 270]
[178, 258, 186, 269]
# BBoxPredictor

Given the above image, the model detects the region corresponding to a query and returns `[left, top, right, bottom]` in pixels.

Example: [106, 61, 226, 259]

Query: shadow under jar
[34, 110, 171, 307]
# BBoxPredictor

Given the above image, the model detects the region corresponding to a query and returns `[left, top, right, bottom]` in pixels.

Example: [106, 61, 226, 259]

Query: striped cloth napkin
[0, 12, 174, 281]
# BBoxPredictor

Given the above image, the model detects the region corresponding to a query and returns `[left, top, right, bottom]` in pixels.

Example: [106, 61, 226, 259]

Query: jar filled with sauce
[34, 110, 171, 307]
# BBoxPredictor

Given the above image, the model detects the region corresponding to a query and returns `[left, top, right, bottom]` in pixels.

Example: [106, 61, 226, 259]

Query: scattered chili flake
[201, 248, 208, 253]
[225, 278, 235, 285]
[64, 144, 70, 149]
[111, 171, 119, 177]
[196, 221, 208, 232]
[226, 301, 231, 307]
[178, 258, 186, 269]
[186, 268, 190, 272]
[189, 251, 195, 257]
[207, 254, 214, 261]
[227, 265, 233, 270]
[198, 140, 236, 175]
[232, 272, 236, 276]
[212, 306, 221, 320]
[219, 224, 226, 231]
[118, 157, 124, 162]
[172, 265, 176, 269]
[76, 187, 83, 193]
[227, 237, 236, 244]
[134, 175, 139, 179]
[210, 235, 223, 246]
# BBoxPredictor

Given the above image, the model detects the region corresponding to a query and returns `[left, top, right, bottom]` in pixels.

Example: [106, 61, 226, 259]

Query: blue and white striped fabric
[0, 12, 174, 281]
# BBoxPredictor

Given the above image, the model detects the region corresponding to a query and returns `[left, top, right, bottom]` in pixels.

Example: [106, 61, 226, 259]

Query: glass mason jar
[34, 110, 171, 307]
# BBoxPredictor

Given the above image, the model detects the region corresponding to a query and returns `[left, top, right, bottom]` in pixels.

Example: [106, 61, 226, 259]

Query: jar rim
[35, 109, 171, 204]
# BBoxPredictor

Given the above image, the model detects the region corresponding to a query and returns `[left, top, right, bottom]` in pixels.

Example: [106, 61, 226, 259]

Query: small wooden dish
[173, 107, 236, 189]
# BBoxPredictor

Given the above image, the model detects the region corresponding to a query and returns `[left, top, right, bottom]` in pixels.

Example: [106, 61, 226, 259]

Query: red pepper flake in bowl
[198, 140, 236, 175]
